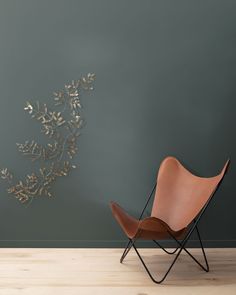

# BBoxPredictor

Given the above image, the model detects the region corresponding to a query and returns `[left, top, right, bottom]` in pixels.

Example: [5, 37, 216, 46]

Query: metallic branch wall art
[0, 73, 95, 204]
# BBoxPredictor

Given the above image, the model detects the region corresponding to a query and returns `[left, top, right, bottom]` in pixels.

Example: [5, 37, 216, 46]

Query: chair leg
[120, 240, 133, 263]
[130, 231, 209, 284]
[121, 238, 179, 263]
[195, 225, 209, 272]
[177, 242, 209, 272]
[152, 240, 179, 254]
[168, 228, 209, 272]
[120, 226, 209, 283]
[132, 241, 185, 284]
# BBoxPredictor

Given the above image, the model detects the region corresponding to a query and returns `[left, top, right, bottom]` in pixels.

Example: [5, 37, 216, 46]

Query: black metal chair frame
[120, 166, 229, 284]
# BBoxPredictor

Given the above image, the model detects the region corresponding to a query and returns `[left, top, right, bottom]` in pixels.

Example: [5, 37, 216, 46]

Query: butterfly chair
[110, 156, 229, 284]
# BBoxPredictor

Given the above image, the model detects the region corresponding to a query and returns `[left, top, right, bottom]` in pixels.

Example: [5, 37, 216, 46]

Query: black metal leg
[195, 225, 209, 272]
[132, 242, 185, 284]
[120, 240, 133, 263]
[128, 223, 209, 283]
[167, 229, 209, 272]
[153, 235, 208, 271]
[152, 240, 179, 254]
[170, 238, 209, 272]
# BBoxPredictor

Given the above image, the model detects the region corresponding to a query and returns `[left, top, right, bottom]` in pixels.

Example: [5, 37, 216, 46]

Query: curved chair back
[151, 157, 229, 231]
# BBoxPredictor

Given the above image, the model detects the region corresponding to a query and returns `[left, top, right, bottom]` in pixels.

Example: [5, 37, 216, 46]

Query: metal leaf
[0, 73, 95, 204]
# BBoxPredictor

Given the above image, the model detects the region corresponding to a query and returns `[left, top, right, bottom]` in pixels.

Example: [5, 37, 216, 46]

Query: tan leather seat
[110, 157, 229, 240]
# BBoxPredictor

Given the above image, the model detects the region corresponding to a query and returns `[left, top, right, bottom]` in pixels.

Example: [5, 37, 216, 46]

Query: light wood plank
[0, 248, 235, 294]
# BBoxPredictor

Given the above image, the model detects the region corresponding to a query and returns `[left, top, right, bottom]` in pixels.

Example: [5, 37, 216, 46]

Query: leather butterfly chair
[110, 157, 230, 284]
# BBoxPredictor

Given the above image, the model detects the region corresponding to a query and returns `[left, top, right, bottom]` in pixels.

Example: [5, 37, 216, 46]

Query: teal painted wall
[0, 0, 235, 247]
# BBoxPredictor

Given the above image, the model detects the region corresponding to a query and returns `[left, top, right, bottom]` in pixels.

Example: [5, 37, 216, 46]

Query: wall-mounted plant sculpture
[0, 73, 95, 204]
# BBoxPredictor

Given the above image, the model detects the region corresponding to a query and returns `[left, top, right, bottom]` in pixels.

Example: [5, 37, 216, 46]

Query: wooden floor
[0, 248, 235, 295]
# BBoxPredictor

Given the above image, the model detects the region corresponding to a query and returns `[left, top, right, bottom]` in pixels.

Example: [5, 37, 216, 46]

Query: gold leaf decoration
[0, 73, 95, 204]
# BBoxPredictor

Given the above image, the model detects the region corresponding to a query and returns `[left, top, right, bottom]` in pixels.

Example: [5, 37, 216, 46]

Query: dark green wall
[0, 0, 235, 247]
